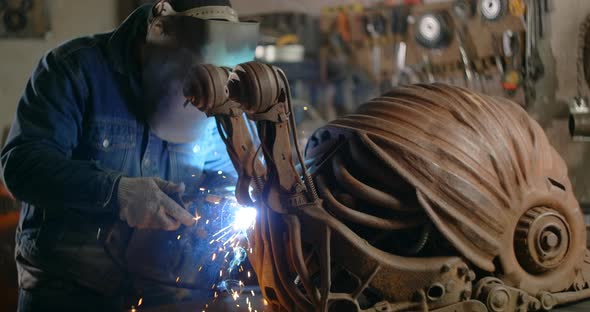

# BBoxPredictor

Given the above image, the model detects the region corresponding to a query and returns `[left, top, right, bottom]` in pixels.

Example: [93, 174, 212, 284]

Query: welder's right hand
[117, 177, 195, 231]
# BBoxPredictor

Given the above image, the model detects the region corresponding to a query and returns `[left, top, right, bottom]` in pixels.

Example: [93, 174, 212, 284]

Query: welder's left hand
[117, 177, 195, 231]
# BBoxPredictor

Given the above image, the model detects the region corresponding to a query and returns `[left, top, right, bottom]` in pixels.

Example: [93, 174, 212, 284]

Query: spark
[177, 235, 181, 240]
[138, 298, 143, 307]
[211, 224, 233, 238]
[198, 266, 203, 271]
[232, 289, 240, 301]
[218, 170, 223, 175]
[233, 207, 257, 231]
[212, 253, 217, 261]
[176, 276, 180, 283]
[193, 213, 202, 223]
[251, 290, 255, 296]
[199, 187, 206, 192]
[248, 271, 251, 278]
[206, 219, 210, 224]
[219, 269, 223, 277]
[263, 299, 268, 306]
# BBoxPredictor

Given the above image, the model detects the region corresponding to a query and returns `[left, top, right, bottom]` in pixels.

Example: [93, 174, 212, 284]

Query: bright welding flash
[233, 207, 257, 231]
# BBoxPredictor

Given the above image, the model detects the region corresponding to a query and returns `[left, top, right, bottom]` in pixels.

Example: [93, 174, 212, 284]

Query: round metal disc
[418, 15, 442, 43]
[481, 0, 503, 20]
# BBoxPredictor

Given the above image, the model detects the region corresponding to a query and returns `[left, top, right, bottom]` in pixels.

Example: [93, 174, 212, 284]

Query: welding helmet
[143, 1, 259, 143]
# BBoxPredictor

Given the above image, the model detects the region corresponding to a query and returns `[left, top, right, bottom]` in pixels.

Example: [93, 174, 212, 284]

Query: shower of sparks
[159, 181, 261, 312]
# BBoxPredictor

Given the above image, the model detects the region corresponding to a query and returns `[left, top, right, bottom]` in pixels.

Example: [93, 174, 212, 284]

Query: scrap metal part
[185, 62, 590, 311]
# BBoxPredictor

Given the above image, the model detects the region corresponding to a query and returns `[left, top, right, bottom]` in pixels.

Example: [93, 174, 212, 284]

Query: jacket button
[102, 139, 110, 148]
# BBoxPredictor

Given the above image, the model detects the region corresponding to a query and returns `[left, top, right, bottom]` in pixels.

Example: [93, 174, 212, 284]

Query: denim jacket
[0, 5, 233, 294]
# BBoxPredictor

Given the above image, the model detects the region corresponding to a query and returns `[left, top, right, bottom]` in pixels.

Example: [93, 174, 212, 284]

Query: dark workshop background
[2, 0, 590, 311]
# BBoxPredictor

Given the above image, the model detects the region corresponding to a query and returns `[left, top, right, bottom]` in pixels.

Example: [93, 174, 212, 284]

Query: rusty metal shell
[316, 84, 586, 294]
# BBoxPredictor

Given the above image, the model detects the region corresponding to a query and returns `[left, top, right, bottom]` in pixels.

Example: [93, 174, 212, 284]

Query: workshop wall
[0, 0, 118, 129]
[232, 0, 376, 16]
[550, 0, 590, 101]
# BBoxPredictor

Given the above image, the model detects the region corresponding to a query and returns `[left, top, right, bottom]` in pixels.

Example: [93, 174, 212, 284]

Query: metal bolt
[462, 289, 472, 300]
[489, 288, 510, 312]
[542, 232, 559, 248]
[467, 270, 477, 282]
[529, 300, 541, 311]
[540, 293, 555, 310]
[458, 266, 468, 277]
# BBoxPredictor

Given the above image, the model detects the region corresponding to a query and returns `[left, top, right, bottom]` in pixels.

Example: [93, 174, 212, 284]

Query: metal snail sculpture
[183, 61, 590, 312]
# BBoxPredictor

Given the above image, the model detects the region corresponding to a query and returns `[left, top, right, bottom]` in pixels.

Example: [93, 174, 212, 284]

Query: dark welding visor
[145, 15, 259, 143]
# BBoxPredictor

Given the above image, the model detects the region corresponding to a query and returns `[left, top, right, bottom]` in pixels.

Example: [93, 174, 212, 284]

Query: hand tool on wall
[328, 10, 352, 60]
[364, 12, 387, 83]
[391, 5, 418, 86]
[453, 0, 477, 20]
[509, 0, 526, 17]
[501, 30, 523, 96]
[453, 6, 480, 90]
[491, 33, 505, 75]
[525, 0, 545, 82]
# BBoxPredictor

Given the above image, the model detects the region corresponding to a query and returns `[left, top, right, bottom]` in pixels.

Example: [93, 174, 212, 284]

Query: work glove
[117, 177, 195, 231]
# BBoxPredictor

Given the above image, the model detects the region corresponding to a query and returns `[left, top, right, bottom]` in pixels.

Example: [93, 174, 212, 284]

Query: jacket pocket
[84, 118, 137, 172]
[167, 141, 207, 187]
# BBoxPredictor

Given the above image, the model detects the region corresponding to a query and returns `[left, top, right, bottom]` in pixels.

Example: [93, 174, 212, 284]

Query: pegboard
[320, 0, 528, 104]
[0, 0, 50, 38]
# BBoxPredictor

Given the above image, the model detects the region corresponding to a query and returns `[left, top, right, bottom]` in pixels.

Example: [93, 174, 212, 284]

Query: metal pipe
[570, 113, 590, 140]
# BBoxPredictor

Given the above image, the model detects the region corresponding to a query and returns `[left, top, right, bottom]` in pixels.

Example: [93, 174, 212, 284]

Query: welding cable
[316, 175, 423, 230]
[346, 135, 417, 197]
[265, 203, 315, 310]
[331, 153, 419, 214]
[284, 214, 321, 306]
[278, 69, 319, 200]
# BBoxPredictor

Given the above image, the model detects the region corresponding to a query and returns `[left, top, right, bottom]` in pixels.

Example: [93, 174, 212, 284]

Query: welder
[0, 0, 258, 311]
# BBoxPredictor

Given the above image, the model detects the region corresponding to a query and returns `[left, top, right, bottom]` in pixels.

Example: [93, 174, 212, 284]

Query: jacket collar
[106, 5, 151, 75]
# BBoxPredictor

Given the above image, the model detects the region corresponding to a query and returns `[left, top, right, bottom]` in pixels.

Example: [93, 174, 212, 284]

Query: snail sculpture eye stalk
[186, 62, 590, 312]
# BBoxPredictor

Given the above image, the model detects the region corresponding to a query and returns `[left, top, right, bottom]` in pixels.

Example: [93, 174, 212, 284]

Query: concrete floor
[143, 298, 590, 312]
[555, 300, 590, 312]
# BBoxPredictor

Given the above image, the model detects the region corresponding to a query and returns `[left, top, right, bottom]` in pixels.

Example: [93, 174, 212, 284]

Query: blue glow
[233, 207, 257, 231]
[224, 185, 236, 192]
